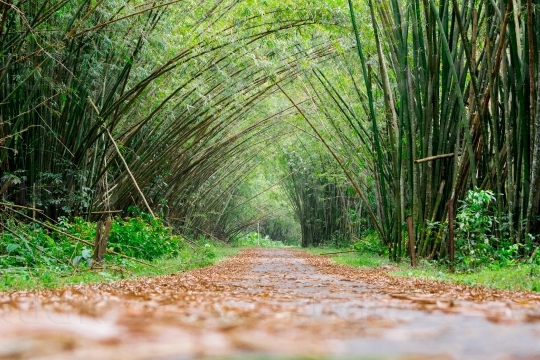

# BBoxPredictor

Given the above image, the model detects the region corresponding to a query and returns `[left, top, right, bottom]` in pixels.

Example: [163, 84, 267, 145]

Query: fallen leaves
[0, 248, 539, 359]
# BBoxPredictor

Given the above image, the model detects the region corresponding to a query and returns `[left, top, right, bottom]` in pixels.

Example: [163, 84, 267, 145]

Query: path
[1, 248, 540, 359]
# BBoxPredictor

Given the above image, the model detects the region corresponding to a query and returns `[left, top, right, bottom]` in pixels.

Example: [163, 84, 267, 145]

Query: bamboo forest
[0, 0, 540, 358]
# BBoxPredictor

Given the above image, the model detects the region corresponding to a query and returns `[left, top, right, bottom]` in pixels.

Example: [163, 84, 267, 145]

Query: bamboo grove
[0, 0, 343, 241]
[0, 0, 539, 262]
[299, 0, 540, 259]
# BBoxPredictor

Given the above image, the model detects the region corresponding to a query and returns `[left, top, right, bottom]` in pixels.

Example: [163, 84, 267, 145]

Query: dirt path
[2, 248, 540, 359]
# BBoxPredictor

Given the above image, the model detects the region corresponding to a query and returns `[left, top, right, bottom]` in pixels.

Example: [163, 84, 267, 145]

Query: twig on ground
[320, 250, 361, 256]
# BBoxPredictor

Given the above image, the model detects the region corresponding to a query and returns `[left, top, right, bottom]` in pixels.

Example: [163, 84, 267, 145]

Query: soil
[1, 248, 540, 359]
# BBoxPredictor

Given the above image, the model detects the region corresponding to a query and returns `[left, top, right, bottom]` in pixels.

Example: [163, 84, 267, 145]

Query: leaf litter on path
[1, 248, 540, 359]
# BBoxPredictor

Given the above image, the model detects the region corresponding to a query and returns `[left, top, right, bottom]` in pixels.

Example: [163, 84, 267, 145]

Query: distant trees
[282, 146, 372, 247]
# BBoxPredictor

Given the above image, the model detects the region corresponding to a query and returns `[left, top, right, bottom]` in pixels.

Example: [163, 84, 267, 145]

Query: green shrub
[454, 189, 530, 271]
[0, 220, 75, 270]
[0, 213, 185, 271]
[350, 230, 386, 255]
[107, 214, 183, 261]
[233, 232, 284, 247]
[455, 188, 497, 269]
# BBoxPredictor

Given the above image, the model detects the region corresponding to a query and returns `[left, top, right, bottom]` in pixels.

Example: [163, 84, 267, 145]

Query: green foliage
[0, 243, 235, 292]
[350, 230, 387, 256]
[308, 247, 392, 268]
[0, 214, 184, 272]
[455, 189, 498, 268]
[1, 220, 74, 271]
[392, 260, 540, 293]
[233, 232, 285, 248]
[282, 148, 369, 248]
[316, 248, 540, 293]
[108, 214, 183, 261]
[0, 216, 232, 292]
[202, 242, 216, 260]
[36, 168, 94, 215]
[0, 0, 349, 250]
[532, 250, 540, 266]
[72, 248, 93, 267]
[1, 0, 537, 273]
[453, 189, 528, 271]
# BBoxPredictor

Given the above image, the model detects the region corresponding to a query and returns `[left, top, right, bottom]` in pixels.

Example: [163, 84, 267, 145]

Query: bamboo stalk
[406, 216, 416, 266]
[276, 82, 388, 244]
[414, 153, 455, 164]
[320, 250, 361, 256]
[103, 126, 155, 218]
[0, 201, 44, 213]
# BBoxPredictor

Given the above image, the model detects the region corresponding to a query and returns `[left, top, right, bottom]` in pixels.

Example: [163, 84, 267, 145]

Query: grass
[306, 247, 540, 293]
[0, 214, 241, 292]
[0, 245, 238, 293]
[391, 261, 540, 292]
[233, 232, 287, 248]
[0, 225, 288, 293]
[308, 247, 392, 268]
[5, 238, 539, 294]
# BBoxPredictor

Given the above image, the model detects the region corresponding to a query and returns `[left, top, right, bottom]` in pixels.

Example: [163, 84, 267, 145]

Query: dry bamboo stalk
[320, 250, 361, 256]
[0, 178, 12, 196]
[85, 210, 123, 214]
[103, 126, 156, 218]
[414, 153, 455, 164]
[0, 201, 44, 213]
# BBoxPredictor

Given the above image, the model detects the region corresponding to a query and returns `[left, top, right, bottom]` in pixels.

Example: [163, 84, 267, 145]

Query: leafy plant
[350, 230, 386, 256]
[1, 214, 186, 272]
[203, 243, 216, 259]
[233, 232, 284, 248]
[108, 214, 183, 261]
[72, 248, 93, 267]
[455, 189, 497, 269]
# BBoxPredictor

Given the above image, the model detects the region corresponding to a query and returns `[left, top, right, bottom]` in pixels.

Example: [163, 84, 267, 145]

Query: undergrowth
[232, 232, 285, 248]
[0, 213, 236, 292]
[391, 257, 540, 292]
[307, 231, 540, 292]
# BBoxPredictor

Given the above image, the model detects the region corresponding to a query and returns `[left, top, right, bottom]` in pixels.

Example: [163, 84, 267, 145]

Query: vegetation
[0, 0, 539, 278]
[0, 245, 235, 292]
[232, 232, 286, 248]
[0, 211, 234, 291]
[0, 0, 341, 237]
[295, 0, 540, 264]
[310, 235, 540, 292]
[393, 259, 540, 292]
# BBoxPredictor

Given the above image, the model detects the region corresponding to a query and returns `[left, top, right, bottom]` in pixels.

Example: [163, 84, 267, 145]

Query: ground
[1, 248, 540, 359]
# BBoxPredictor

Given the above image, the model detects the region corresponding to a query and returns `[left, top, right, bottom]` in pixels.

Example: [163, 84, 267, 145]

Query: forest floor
[309, 248, 540, 293]
[2, 248, 540, 359]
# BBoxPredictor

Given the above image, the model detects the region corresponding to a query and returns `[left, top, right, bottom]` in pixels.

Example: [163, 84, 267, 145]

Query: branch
[414, 153, 455, 164]
[103, 126, 156, 218]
